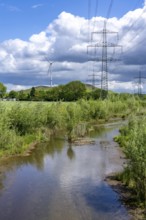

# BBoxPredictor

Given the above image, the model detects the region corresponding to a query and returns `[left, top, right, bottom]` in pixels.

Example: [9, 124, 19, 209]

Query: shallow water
[0, 123, 130, 220]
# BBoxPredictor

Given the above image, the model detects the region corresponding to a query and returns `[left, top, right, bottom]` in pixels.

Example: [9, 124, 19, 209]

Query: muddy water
[0, 122, 130, 220]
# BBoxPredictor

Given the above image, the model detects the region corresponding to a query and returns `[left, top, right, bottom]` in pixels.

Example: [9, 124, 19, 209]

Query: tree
[18, 91, 28, 100]
[30, 87, 36, 99]
[86, 88, 101, 100]
[0, 82, 7, 98]
[9, 90, 18, 99]
[60, 81, 86, 101]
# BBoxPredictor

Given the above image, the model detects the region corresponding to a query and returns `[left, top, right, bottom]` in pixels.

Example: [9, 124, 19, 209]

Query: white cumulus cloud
[0, 4, 146, 92]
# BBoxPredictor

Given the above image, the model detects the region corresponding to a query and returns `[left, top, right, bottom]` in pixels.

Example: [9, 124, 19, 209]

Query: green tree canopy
[0, 82, 7, 98]
[60, 81, 86, 101]
[18, 91, 28, 100]
[9, 90, 18, 99]
[30, 87, 36, 98]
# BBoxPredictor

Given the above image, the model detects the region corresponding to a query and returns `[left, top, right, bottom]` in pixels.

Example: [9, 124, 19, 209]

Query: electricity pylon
[88, 73, 99, 90]
[88, 21, 122, 98]
[134, 71, 146, 96]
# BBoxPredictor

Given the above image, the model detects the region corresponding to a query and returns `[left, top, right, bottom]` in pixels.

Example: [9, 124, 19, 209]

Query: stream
[0, 122, 131, 220]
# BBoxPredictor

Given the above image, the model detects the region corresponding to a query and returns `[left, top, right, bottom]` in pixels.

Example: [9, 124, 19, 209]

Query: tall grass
[115, 115, 146, 207]
[0, 96, 141, 157]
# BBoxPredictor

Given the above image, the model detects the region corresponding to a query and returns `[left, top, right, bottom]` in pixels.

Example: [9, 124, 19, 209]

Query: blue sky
[0, 0, 144, 41]
[0, 0, 146, 92]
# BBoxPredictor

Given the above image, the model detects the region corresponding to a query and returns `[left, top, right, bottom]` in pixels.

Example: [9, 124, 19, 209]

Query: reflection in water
[67, 145, 75, 160]
[0, 137, 65, 190]
[0, 136, 65, 171]
[0, 123, 130, 220]
[89, 125, 106, 138]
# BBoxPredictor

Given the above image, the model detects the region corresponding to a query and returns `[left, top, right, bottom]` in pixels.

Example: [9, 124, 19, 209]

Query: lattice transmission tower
[133, 71, 146, 96]
[88, 73, 99, 90]
[88, 21, 122, 98]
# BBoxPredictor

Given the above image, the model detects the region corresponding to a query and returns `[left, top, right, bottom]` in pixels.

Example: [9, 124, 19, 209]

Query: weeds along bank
[115, 115, 146, 209]
[0, 97, 140, 157]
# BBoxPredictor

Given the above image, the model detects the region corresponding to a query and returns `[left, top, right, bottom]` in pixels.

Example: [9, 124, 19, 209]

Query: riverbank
[111, 115, 146, 219]
[0, 98, 140, 158]
[106, 175, 146, 220]
[0, 122, 132, 220]
[0, 116, 145, 219]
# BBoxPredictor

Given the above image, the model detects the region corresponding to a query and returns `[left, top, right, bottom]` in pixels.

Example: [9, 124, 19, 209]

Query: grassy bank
[0, 96, 142, 157]
[115, 115, 146, 210]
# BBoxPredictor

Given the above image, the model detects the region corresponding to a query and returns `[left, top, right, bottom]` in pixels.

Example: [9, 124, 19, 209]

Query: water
[0, 123, 130, 220]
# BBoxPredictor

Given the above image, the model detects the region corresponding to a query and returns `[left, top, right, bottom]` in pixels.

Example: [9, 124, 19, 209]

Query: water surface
[0, 123, 130, 220]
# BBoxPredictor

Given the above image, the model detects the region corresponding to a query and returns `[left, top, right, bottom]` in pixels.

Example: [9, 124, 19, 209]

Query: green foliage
[8, 90, 18, 99]
[7, 81, 146, 103]
[116, 115, 146, 206]
[9, 81, 88, 102]
[61, 81, 86, 101]
[30, 87, 36, 99]
[45, 86, 61, 101]
[46, 103, 63, 130]
[45, 81, 86, 101]
[0, 95, 142, 157]
[64, 103, 82, 141]
[0, 82, 7, 98]
[86, 88, 101, 100]
[18, 90, 28, 100]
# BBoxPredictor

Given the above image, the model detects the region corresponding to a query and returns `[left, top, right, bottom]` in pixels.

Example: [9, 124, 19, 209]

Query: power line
[109, 1, 144, 72]
[120, 6, 145, 51]
[133, 71, 146, 96]
[92, 0, 99, 32]
[88, 73, 99, 89]
[88, 20, 122, 99]
[88, 0, 91, 42]
[87, 0, 143, 96]
[106, 0, 114, 19]
[87, 0, 100, 93]
[94, 0, 99, 17]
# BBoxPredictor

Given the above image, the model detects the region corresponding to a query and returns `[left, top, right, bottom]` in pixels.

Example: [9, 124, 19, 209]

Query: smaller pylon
[134, 71, 146, 96]
[88, 73, 99, 90]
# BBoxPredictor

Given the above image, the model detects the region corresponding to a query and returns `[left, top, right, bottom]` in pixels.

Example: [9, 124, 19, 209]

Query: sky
[0, 0, 146, 93]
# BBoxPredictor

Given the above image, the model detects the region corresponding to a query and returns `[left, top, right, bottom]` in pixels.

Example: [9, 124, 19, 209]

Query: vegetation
[9, 90, 18, 99]
[5, 81, 112, 101]
[115, 115, 146, 208]
[0, 82, 6, 98]
[1, 80, 146, 210]
[3, 80, 144, 102]
[0, 94, 141, 157]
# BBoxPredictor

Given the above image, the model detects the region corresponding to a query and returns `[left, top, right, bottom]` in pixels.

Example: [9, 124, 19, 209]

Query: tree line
[7, 81, 102, 101]
[1, 80, 144, 102]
